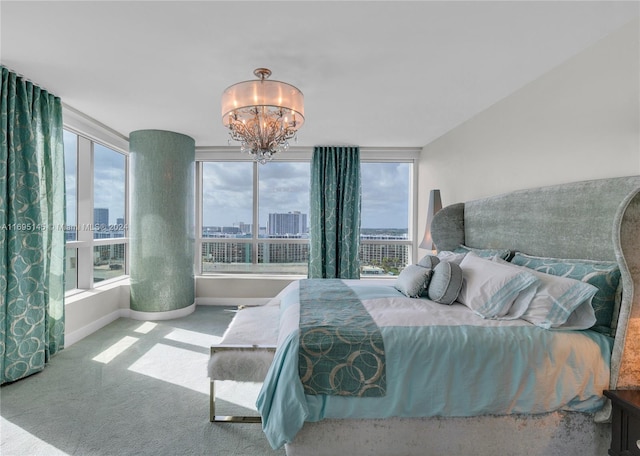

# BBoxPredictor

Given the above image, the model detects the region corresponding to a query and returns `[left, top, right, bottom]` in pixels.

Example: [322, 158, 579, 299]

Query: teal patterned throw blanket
[298, 279, 386, 397]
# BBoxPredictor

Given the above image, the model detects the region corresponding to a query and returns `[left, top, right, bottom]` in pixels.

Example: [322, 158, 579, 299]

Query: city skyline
[201, 223, 408, 236]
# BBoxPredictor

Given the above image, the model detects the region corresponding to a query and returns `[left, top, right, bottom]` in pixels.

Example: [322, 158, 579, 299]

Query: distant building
[237, 222, 252, 235]
[94, 207, 109, 228]
[94, 207, 110, 239]
[200, 218, 408, 273]
[261, 243, 309, 264]
[202, 241, 250, 263]
[268, 212, 307, 236]
[202, 223, 252, 237]
[361, 265, 386, 275]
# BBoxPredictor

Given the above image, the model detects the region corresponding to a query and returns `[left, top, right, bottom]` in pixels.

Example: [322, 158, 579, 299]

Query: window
[92, 144, 126, 282]
[359, 162, 412, 276]
[200, 161, 310, 274]
[63, 129, 128, 291]
[197, 151, 415, 276]
[258, 162, 310, 273]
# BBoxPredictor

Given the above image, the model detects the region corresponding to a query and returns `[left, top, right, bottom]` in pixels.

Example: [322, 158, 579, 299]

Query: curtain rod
[1, 63, 58, 97]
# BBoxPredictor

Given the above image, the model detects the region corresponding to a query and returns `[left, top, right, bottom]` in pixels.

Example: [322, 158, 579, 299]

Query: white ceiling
[2, 1, 638, 149]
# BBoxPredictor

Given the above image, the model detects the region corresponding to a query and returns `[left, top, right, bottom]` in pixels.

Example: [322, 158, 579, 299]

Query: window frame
[63, 106, 130, 294]
[195, 147, 420, 276]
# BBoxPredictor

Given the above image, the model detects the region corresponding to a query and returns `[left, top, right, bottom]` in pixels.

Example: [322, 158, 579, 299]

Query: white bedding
[257, 279, 613, 449]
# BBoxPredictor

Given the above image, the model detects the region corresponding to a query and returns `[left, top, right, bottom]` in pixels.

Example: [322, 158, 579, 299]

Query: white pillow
[492, 257, 597, 329]
[501, 280, 538, 320]
[437, 250, 466, 265]
[458, 252, 538, 319]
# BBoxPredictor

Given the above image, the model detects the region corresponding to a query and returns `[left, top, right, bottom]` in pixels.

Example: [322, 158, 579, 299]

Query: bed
[210, 175, 640, 455]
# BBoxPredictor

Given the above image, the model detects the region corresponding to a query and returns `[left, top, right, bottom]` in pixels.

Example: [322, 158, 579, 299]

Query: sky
[93, 143, 126, 224]
[202, 161, 410, 230]
[64, 131, 126, 228]
[63, 131, 77, 226]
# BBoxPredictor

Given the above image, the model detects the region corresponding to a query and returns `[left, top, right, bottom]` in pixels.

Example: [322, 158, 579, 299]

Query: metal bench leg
[209, 380, 262, 424]
[209, 344, 275, 424]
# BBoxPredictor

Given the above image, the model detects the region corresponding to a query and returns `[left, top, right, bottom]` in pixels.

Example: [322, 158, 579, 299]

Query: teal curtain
[1, 66, 65, 384]
[308, 146, 361, 279]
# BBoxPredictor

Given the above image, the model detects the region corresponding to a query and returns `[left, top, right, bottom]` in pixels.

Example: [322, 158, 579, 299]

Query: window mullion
[195, 161, 203, 274]
[76, 136, 94, 289]
[252, 161, 259, 264]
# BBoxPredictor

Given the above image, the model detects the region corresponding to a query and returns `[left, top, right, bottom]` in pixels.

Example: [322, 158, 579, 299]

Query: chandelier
[221, 68, 305, 164]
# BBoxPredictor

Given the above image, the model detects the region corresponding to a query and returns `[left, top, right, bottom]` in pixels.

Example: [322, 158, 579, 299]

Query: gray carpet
[1, 306, 286, 456]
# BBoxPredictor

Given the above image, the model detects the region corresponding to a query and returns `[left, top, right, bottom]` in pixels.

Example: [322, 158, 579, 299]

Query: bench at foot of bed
[209, 344, 277, 423]
[208, 306, 279, 423]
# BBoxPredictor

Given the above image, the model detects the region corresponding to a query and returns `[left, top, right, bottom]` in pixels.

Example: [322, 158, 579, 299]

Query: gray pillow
[428, 261, 463, 305]
[394, 265, 432, 298]
[417, 254, 440, 269]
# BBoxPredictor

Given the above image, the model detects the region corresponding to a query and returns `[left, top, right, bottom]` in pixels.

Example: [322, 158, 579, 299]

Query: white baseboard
[64, 296, 269, 348]
[65, 308, 129, 347]
[196, 297, 271, 306]
[128, 303, 196, 321]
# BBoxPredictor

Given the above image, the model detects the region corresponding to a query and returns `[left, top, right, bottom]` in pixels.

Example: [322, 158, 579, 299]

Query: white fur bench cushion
[207, 306, 279, 383]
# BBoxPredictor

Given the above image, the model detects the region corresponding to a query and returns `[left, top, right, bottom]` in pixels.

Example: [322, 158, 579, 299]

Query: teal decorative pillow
[510, 253, 621, 335]
[395, 265, 432, 298]
[428, 261, 463, 305]
[454, 245, 512, 260]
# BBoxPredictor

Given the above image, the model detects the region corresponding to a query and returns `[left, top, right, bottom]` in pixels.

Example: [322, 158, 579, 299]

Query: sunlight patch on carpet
[129, 344, 208, 393]
[164, 328, 223, 348]
[127, 343, 260, 410]
[92, 336, 139, 364]
[1, 417, 69, 456]
[134, 322, 158, 334]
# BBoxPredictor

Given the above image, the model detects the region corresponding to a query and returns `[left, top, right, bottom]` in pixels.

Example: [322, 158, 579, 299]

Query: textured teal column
[129, 130, 195, 316]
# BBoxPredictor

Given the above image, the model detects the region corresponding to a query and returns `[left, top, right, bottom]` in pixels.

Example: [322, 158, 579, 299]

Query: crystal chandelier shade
[221, 68, 305, 164]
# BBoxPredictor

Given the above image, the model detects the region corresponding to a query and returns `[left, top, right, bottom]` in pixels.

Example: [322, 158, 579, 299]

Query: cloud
[201, 161, 410, 230]
[93, 144, 126, 223]
[202, 162, 253, 225]
[361, 163, 409, 229]
[258, 163, 310, 226]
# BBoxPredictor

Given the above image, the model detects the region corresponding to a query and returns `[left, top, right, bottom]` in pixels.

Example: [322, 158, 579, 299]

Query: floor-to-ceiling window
[63, 129, 128, 292]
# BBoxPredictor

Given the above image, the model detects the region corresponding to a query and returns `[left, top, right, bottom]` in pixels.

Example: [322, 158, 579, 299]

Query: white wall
[418, 18, 640, 227]
[195, 276, 295, 305]
[64, 280, 130, 346]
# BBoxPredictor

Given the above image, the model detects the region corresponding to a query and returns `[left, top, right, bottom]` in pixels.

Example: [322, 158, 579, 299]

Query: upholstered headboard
[431, 176, 640, 398]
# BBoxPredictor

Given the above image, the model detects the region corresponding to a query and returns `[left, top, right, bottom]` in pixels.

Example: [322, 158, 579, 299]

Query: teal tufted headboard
[431, 176, 640, 400]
